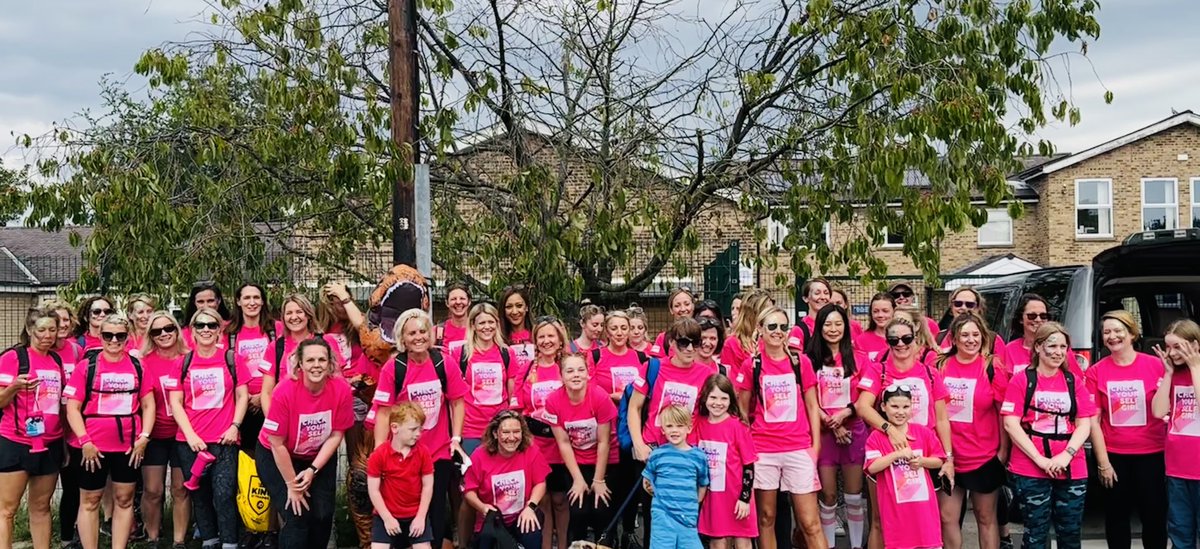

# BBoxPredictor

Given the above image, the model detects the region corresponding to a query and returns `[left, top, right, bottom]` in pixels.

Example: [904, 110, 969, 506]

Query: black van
[974, 228, 1200, 368]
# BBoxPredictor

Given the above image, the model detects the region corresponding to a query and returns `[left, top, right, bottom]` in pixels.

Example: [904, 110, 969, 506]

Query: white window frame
[882, 227, 904, 248]
[1075, 178, 1113, 238]
[1192, 178, 1200, 228]
[766, 216, 830, 248]
[1141, 178, 1178, 231]
[977, 208, 1013, 246]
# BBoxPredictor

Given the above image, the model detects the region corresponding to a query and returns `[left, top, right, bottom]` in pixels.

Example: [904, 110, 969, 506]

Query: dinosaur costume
[344, 265, 431, 549]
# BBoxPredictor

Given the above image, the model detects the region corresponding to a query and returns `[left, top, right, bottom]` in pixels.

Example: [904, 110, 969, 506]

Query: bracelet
[339, 298, 353, 305]
[232, 422, 242, 428]
[592, 479, 606, 484]
[451, 436, 463, 443]
[1098, 464, 1112, 471]
[77, 434, 92, 446]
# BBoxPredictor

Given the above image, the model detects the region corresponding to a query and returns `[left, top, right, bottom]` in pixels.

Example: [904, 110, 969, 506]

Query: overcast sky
[2, 0, 1197, 168]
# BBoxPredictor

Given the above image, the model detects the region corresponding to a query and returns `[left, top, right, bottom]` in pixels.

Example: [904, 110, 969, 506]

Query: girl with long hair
[695, 374, 757, 549]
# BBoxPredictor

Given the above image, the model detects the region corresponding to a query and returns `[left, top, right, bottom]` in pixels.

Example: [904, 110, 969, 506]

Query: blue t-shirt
[642, 444, 710, 527]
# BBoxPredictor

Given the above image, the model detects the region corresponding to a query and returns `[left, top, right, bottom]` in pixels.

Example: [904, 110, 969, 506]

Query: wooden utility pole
[389, 0, 419, 267]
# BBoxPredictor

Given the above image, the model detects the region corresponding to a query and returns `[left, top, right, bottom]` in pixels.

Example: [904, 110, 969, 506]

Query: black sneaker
[100, 520, 112, 538]
[999, 534, 1014, 549]
[259, 532, 279, 549]
[130, 520, 148, 542]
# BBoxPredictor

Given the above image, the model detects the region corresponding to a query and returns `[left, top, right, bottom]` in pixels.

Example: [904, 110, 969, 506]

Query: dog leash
[598, 479, 642, 539]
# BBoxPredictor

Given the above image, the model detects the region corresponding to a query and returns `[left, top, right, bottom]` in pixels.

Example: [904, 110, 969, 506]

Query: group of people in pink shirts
[2, 278, 1200, 549]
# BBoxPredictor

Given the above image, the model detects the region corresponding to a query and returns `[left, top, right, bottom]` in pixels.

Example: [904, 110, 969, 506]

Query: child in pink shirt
[695, 374, 758, 545]
[865, 384, 946, 549]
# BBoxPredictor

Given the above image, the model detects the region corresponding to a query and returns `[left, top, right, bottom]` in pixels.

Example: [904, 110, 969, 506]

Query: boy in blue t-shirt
[642, 404, 710, 549]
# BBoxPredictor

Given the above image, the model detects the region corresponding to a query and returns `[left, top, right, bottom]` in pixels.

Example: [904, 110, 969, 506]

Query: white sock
[846, 492, 866, 549]
[820, 500, 839, 547]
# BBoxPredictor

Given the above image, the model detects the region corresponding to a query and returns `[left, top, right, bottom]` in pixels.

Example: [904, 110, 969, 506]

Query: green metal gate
[704, 241, 740, 317]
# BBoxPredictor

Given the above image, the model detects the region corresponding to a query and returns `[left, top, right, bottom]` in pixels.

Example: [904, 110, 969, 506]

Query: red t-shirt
[544, 385, 619, 465]
[463, 446, 551, 529]
[141, 351, 183, 440]
[939, 354, 1008, 472]
[63, 355, 154, 453]
[1085, 352, 1166, 455]
[633, 359, 717, 445]
[0, 348, 65, 444]
[735, 353, 819, 453]
[259, 377, 355, 458]
[1000, 367, 1097, 480]
[165, 351, 251, 443]
[371, 354, 470, 460]
[366, 442, 434, 519]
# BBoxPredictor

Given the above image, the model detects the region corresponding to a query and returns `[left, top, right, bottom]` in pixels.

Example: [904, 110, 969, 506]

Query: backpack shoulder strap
[500, 347, 512, 373]
[13, 346, 29, 376]
[180, 352, 195, 383]
[1064, 368, 1077, 421]
[752, 355, 765, 407]
[797, 321, 811, 347]
[47, 349, 62, 369]
[392, 353, 409, 396]
[82, 353, 99, 409]
[273, 338, 286, 379]
[635, 350, 649, 364]
[224, 332, 238, 379]
[985, 355, 995, 383]
[430, 349, 448, 392]
[130, 356, 143, 385]
[591, 348, 602, 368]
[1021, 366, 1038, 418]
[265, 323, 277, 342]
[788, 353, 802, 386]
[936, 329, 949, 348]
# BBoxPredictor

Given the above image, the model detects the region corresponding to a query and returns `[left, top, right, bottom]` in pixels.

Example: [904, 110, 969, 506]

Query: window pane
[1144, 179, 1175, 204]
[1077, 180, 1110, 205]
[1143, 207, 1176, 230]
[979, 209, 1012, 245]
[1194, 209, 1200, 229]
[1077, 207, 1111, 235]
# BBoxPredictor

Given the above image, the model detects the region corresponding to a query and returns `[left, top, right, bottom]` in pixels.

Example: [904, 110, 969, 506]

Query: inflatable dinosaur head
[359, 264, 430, 365]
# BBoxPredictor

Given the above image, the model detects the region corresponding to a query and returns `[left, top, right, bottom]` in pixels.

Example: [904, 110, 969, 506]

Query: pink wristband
[77, 435, 92, 446]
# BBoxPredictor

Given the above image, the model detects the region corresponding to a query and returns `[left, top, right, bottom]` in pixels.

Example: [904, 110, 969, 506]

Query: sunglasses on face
[763, 323, 788, 333]
[1025, 312, 1051, 321]
[952, 300, 977, 309]
[192, 321, 221, 331]
[101, 331, 129, 342]
[886, 335, 916, 347]
[891, 291, 913, 299]
[675, 337, 697, 350]
[91, 308, 115, 317]
[149, 325, 178, 337]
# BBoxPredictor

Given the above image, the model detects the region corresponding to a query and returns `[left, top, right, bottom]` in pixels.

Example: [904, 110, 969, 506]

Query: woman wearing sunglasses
[168, 307, 251, 549]
[73, 296, 116, 354]
[854, 317, 952, 549]
[649, 287, 695, 359]
[64, 315, 155, 549]
[1002, 294, 1080, 377]
[936, 288, 1004, 356]
[261, 294, 347, 416]
[731, 307, 825, 549]
[1001, 322, 1094, 549]
[515, 317, 568, 549]
[138, 312, 189, 548]
[1086, 310, 1167, 549]
[888, 283, 940, 338]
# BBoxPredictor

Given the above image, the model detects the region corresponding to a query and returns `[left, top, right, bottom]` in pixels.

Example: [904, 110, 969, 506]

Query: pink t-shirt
[1165, 368, 1200, 479]
[63, 355, 153, 453]
[856, 358, 950, 428]
[516, 361, 564, 464]
[141, 351, 184, 440]
[260, 333, 349, 382]
[1002, 339, 1083, 379]
[1085, 352, 1166, 455]
[865, 424, 945, 549]
[648, 332, 670, 359]
[939, 354, 1008, 472]
[370, 353, 470, 460]
[259, 376, 355, 458]
[786, 317, 817, 352]
[1000, 367, 1097, 480]
[463, 446, 552, 529]
[544, 385, 619, 465]
[854, 331, 889, 363]
[508, 330, 536, 369]
[735, 353, 819, 453]
[0, 348, 65, 444]
[450, 345, 516, 438]
[79, 333, 103, 353]
[439, 320, 468, 353]
[634, 359, 717, 445]
[326, 323, 363, 376]
[590, 347, 645, 396]
[696, 415, 758, 538]
[230, 323, 283, 395]
[814, 351, 867, 418]
[165, 352, 251, 443]
[127, 335, 146, 358]
[719, 336, 753, 379]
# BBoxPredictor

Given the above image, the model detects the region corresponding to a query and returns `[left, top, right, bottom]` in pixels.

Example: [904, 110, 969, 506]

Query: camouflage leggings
[1011, 474, 1087, 549]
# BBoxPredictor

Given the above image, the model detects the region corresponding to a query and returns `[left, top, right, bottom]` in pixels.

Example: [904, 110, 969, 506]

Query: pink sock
[820, 500, 838, 547]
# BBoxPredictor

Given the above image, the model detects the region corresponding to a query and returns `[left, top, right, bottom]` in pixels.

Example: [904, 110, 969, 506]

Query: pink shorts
[754, 449, 821, 494]
[817, 421, 868, 467]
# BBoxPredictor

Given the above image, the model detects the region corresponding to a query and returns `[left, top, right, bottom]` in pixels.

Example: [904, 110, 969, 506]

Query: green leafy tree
[22, 0, 1103, 308]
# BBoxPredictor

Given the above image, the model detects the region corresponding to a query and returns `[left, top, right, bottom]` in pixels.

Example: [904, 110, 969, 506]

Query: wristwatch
[880, 422, 891, 433]
[138, 432, 151, 440]
[1065, 446, 1078, 457]
[527, 501, 538, 511]
[308, 465, 320, 474]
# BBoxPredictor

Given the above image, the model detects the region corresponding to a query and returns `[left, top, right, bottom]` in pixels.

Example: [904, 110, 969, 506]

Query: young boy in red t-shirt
[367, 401, 435, 549]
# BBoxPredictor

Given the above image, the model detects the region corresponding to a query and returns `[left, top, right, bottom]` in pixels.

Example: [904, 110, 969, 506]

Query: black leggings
[613, 450, 649, 545]
[59, 444, 80, 541]
[176, 443, 241, 544]
[1101, 451, 1167, 549]
[431, 459, 456, 544]
[257, 445, 339, 549]
[568, 464, 616, 545]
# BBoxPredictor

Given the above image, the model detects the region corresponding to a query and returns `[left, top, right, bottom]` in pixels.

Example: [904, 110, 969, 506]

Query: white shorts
[754, 450, 821, 494]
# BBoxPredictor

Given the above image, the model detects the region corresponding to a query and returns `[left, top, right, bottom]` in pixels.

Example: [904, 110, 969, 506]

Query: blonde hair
[530, 317, 567, 367]
[392, 308, 434, 353]
[141, 311, 187, 358]
[732, 290, 773, 356]
[280, 293, 321, 335]
[125, 294, 157, 317]
[1166, 320, 1200, 347]
[894, 306, 936, 350]
[463, 302, 508, 358]
[657, 404, 693, 428]
[100, 314, 131, 331]
[390, 401, 427, 427]
[1029, 322, 1071, 370]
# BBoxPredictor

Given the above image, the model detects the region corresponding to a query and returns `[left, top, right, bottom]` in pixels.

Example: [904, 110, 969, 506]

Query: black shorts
[70, 446, 140, 490]
[239, 407, 266, 453]
[371, 514, 434, 546]
[0, 436, 63, 476]
[142, 438, 177, 468]
[956, 456, 1007, 494]
[548, 463, 572, 493]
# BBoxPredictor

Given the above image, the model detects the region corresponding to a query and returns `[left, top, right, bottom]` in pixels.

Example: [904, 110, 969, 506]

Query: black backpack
[791, 321, 811, 350]
[1019, 366, 1077, 437]
[80, 353, 144, 444]
[750, 352, 803, 421]
[179, 349, 239, 387]
[0, 346, 63, 430]
[458, 345, 513, 377]
[391, 349, 452, 435]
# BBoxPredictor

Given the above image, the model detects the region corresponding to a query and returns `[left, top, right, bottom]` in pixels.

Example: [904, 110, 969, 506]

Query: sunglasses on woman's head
[886, 382, 913, 393]
[762, 323, 788, 333]
[149, 325, 177, 337]
[697, 318, 720, 329]
[1025, 312, 1051, 321]
[675, 337, 697, 350]
[192, 321, 221, 331]
[952, 300, 977, 309]
[886, 334, 915, 347]
[91, 308, 114, 317]
[101, 331, 128, 342]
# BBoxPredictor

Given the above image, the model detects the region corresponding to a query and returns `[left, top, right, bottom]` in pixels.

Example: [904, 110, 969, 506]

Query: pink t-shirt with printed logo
[634, 359, 717, 445]
[720, 337, 753, 380]
[735, 353, 819, 453]
[516, 362, 564, 464]
[1001, 368, 1097, 480]
[63, 355, 153, 453]
[450, 345, 515, 438]
[696, 414, 758, 539]
[440, 320, 468, 353]
[371, 353, 470, 460]
[1002, 339, 1083, 379]
[856, 358, 950, 428]
[864, 424, 945, 549]
[463, 446, 552, 530]
[259, 376, 355, 458]
[853, 331, 889, 363]
[1166, 368, 1200, 479]
[260, 333, 348, 382]
[508, 330, 536, 370]
[166, 352, 251, 443]
[544, 385, 618, 465]
[0, 348, 65, 444]
[229, 323, 283, 395]
[590, 347, 645, 396]
[1085, 352, 1166, 455]
[648, 332, 670, 359]
[141, 351, 183, 440]
[939, 354, 1008, 472]
[79, 333, 104, 354]
[814, 351, 868, 421]
[326, 323, 363, 376]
